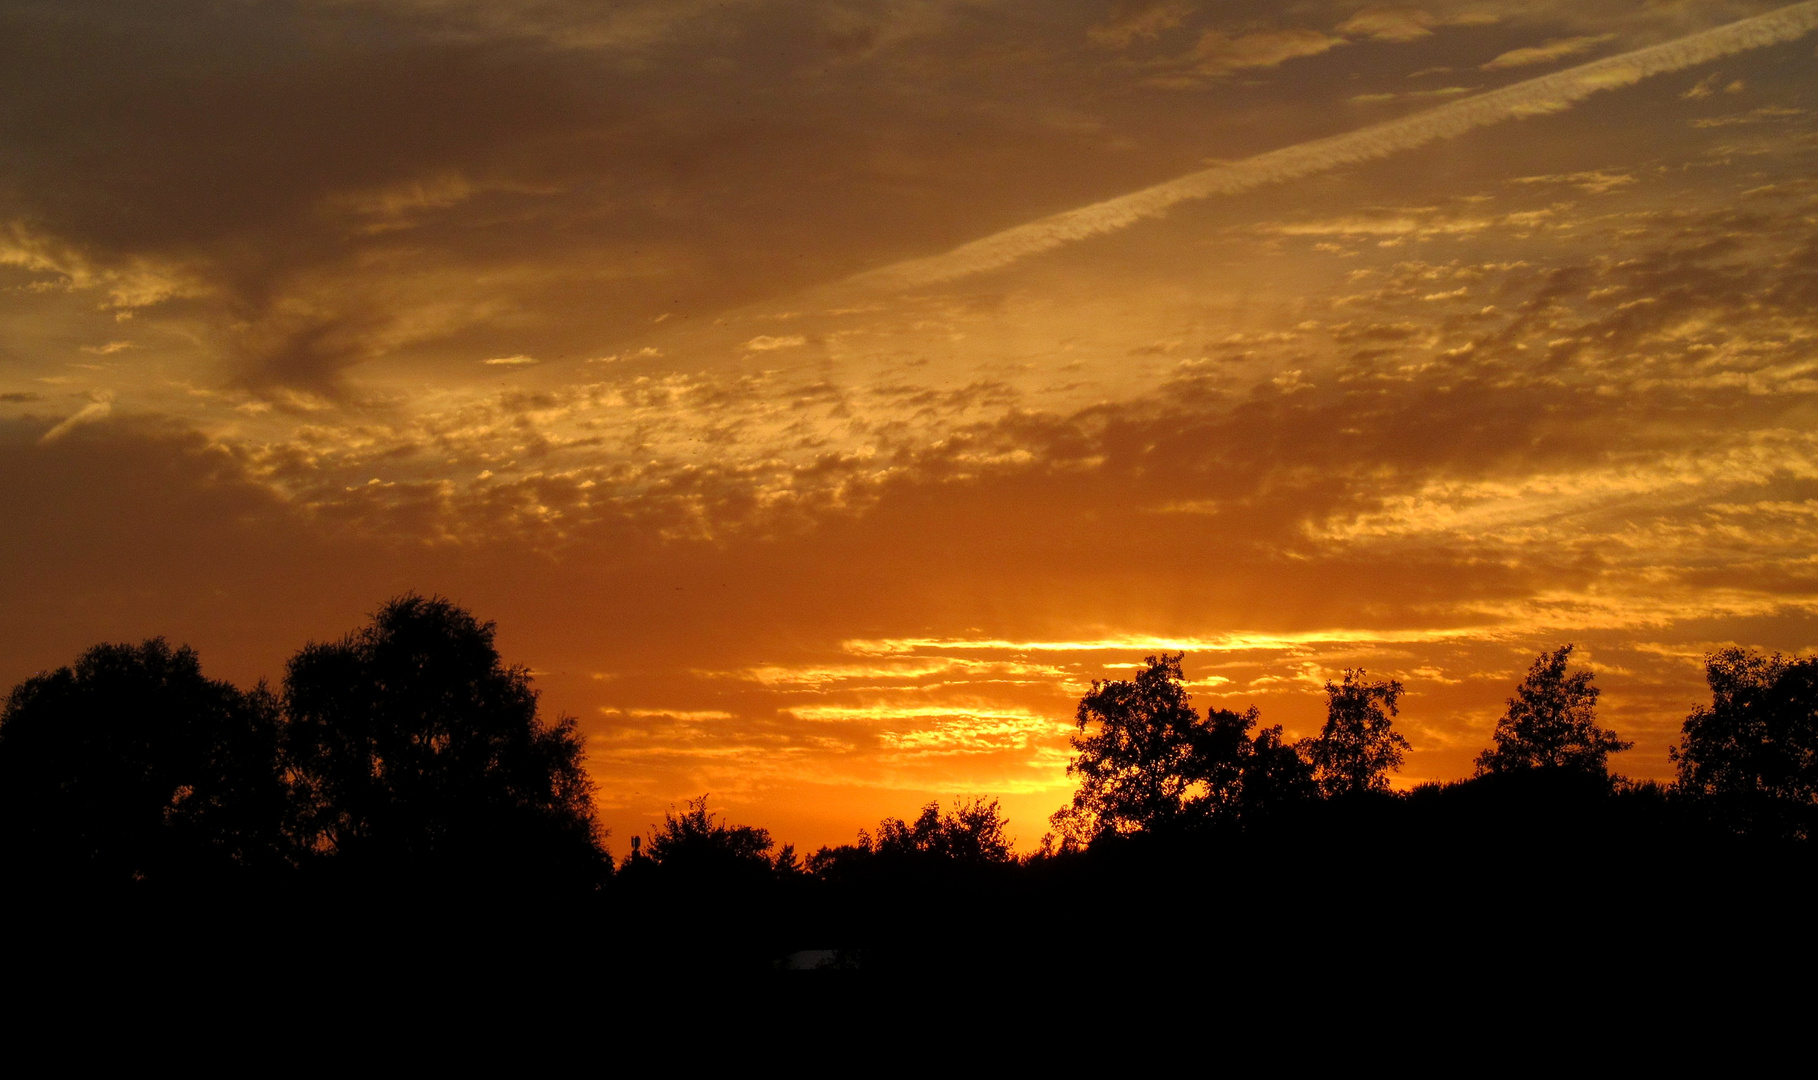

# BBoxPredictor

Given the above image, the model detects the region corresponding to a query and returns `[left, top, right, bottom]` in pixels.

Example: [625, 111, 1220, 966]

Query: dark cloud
[0, 1, 1180, 386]
[12, 0, 1783, 388]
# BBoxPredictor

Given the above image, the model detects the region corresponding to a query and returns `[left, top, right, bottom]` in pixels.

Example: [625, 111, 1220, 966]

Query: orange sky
[4, 1, 1818, 851]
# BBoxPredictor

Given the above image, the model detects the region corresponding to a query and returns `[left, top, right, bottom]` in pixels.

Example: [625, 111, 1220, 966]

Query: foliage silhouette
[1672, 648, 1818, 839]
[1219, 707, 1319, 819]
[1051, 652, 1204, 840]
[1050, 653, 1315, 842]
[873, 797, 1014, 864]
[0, 638, 288, 885]
[614, 795, 807, 972]
[281, 594, 605, 887]
[634, 794, 798, 877]
[807, 797, 1016, 878]
[5, 624, 1817, 983]
[1308, 669, 1408, 797]
[1477, 645, 1630, 780]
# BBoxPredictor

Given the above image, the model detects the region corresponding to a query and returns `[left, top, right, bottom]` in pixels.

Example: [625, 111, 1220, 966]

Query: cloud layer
[2, 0, 1816, 849]
[858, 2, 1818, 288]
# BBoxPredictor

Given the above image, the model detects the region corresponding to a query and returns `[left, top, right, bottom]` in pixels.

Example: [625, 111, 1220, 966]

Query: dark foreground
[15, 777, 1813, 993]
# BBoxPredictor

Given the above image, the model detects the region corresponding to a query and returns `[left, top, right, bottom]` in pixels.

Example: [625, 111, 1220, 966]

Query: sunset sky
[4, 0, 1817, 850]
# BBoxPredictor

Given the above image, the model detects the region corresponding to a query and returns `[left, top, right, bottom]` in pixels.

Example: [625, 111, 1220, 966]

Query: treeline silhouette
[3, 595, 1815, 981]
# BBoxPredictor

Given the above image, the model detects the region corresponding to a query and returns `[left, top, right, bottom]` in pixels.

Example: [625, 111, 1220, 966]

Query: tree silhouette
[0, 639, 288, 884]
[281, 594, 604, 885]
[1051, 653, 1314, 841]
[1672, 648, 1818, 838]
[1234, 715, 1319, 816]
[1308, 669, 1408, 797]
[871, 798, 1015, 864]
[638, 794, 797, 877]
[1052, 653, 1203, 840]
[1476, 645, 1629, 780]
[806, 798, 1020, 882]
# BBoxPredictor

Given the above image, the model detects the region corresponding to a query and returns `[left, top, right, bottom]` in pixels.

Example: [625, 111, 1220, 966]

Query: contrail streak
[855, 2, 1818, 290]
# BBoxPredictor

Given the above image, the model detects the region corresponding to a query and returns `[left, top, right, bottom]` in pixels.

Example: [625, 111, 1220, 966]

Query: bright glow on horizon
[840, 630, 1511, 656]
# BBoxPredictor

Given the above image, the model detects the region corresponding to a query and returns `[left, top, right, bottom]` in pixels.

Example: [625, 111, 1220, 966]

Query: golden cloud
[1481, 34, 1614, 70]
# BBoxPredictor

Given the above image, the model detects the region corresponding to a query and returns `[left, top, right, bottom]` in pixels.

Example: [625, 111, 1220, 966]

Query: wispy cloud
[854, 2, 1818, 289]
[842, 631, 1498, 656]
[1087, 0, 1194, 49]
[38, 394, 113, 444]
[1480, 34, 1615, 71]
[1188, 28, 1342, 76]
[1509, 170, 1636, 193]
[744, 335, 807, 351]
[1337, 6, 1438, 43]
[1350, 85, 1477, 104]
[1682, 73, 1746, 99]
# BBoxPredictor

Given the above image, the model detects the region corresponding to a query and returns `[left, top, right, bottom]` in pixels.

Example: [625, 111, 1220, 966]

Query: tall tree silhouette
[282, 594, 604, 885]
[1672, 648, 1818, 838]
[1476, 645, 1629, 780]
[0, 639, 288, 884]
[1052, 653, 1313, 841]
[1308, 669, 1408, 797]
